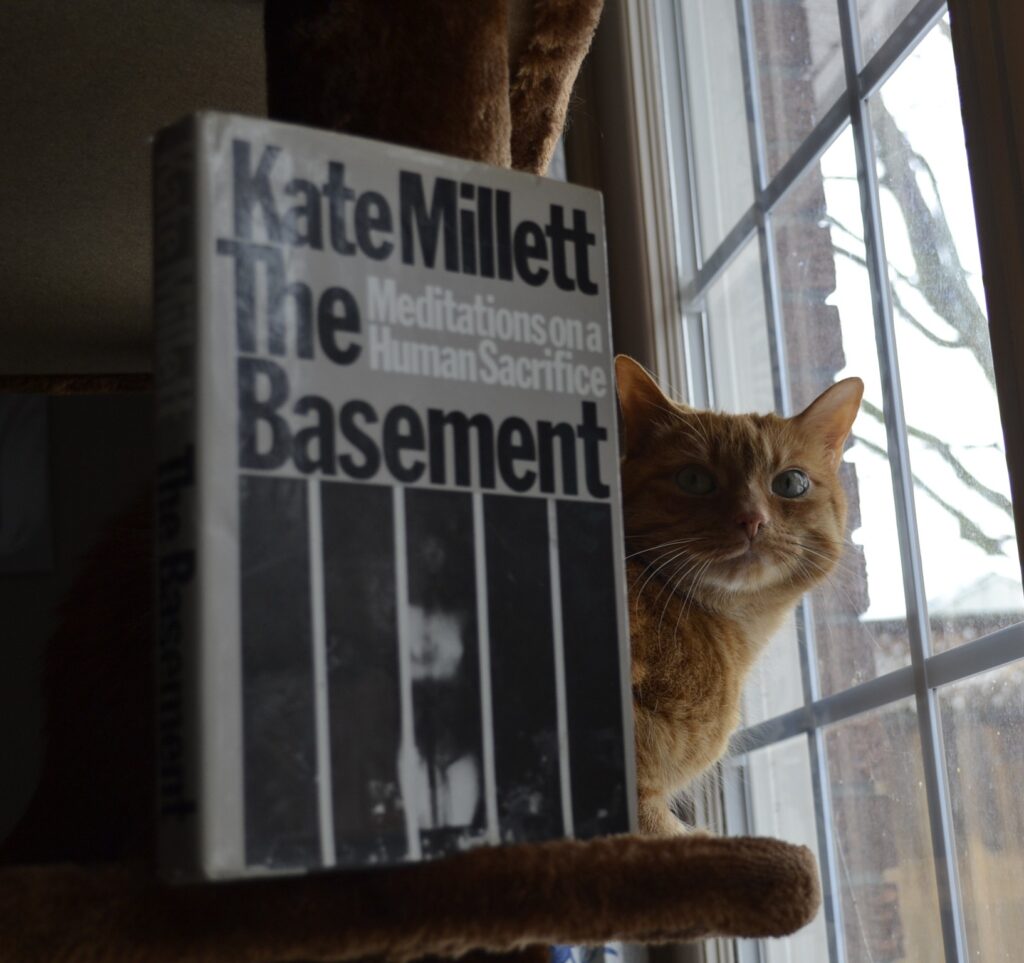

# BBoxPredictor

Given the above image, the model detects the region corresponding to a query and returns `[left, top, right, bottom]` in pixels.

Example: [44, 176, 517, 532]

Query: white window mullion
[836, 1, 967, 959]
[734, 1, 847, 959]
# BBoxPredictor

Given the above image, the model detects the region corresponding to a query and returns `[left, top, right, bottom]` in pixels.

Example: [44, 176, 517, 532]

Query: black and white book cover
[153, 112, 636, 881]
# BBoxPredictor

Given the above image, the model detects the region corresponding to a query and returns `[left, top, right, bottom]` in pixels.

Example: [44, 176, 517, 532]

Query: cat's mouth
[716, 538, 767, 563]
[706, 539, 794, 590]
[722, 541, 756, 559]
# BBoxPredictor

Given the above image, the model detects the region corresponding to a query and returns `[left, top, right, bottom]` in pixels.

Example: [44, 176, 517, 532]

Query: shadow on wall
[0, 394, 155, 841]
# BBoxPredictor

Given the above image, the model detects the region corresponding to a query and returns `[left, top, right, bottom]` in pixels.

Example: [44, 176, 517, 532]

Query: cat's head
[616, 355, 863, 601]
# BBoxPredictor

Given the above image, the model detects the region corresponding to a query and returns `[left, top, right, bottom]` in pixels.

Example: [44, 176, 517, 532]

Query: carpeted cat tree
[0, 2, 820, 960]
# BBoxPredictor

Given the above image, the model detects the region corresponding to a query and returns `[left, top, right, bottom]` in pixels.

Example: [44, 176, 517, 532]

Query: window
[569, 1, 1024, 961]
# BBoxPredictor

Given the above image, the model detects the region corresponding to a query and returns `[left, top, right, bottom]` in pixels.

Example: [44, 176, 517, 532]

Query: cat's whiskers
[770, 533, 853, 584]
[791, 556, 858, 610]
[827, 537, 879, 578]
[787, 550, 836, 587]
[628, 540, 701, 586]
[677, 423, 713, 457]
[675, 555, 710, 613]
[789, 541, 838, 569]
[644, 400, 690, 423]
[643, 400, 713, 455]
[638, 549, 712, 631]
[794, 561, 866, 622]
[625, 536, 699, 561]
[790, 536, 839, 561]
[651, 557, 696, 629]
[647, 372, 689, 405]
[687, 412, 712, 450]
[674, 557, 714, 635]
[655, 554, 709, 641]
[793, 537, 862, 585]
[790, 556, 825, 582]
[632, 545, 702, 617]
[793, 555, 868, 622]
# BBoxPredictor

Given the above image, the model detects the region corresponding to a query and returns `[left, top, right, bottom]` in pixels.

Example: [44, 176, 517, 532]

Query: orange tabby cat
[616, 355, 862, 836]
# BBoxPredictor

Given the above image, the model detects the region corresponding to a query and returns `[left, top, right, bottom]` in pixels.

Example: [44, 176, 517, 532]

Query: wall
[0, 394, 153, 841]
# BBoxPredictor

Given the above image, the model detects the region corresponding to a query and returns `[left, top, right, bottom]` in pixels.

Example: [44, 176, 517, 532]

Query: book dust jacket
[153, 112, 636, 880]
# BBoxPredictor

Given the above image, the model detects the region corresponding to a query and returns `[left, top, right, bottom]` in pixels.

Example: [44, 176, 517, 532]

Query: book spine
[153, 117, 201, 880]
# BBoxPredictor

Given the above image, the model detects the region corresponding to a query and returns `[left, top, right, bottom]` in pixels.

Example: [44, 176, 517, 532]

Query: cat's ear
[794, 377, 864, 468]
[615, 355, 679, 457]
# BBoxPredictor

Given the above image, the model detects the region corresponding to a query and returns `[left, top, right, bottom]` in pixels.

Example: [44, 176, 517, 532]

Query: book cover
[153, 112, 635, 880]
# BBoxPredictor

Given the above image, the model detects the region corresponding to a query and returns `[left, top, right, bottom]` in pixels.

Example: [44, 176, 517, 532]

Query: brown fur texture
[265, 0, 605, 175]
[508, 0, 604, 173]
[616, 356, 863, 837]
[0, 835, 819, 962]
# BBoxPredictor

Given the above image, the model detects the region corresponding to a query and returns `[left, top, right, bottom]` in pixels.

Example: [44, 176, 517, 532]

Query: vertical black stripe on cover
[404, 488, 485, 858]
[240, 475, 320, 868]
[483, 494, 562, 842]
[320, 481, 406, 864]
[556, 500, 629, 837]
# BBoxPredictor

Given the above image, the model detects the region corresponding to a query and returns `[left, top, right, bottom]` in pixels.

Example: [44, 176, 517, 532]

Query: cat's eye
[675, 465, 716, 495]
[772, 469, 811, 499]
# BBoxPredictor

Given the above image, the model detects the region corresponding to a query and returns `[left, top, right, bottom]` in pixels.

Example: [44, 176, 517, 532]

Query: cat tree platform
[0, 834, 819, 962]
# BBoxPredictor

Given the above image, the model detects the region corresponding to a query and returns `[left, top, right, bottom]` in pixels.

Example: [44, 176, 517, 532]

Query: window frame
[567, 2, 1024, 961]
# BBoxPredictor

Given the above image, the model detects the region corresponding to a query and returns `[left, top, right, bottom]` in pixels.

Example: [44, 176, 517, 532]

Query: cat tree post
[263, 0, 604, 176]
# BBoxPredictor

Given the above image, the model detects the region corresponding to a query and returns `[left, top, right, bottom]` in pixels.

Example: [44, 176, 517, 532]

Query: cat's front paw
[638, 798, 710, 837]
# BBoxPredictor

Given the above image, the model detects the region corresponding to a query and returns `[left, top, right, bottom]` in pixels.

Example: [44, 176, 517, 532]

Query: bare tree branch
[860, 398, 1014, 516]
[854, 435, 1010, 556]
[826, 212, 950, 302]
[830, 243, 964, 349]
[822, 213, 864, 253]
[871, 100, 995, 386]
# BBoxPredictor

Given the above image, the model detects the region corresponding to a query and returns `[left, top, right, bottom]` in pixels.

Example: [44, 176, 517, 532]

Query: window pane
[751, 0, 845, 179]
[856, 0, 920, 65]
[825, 699, 944, 963]
[940, 659, 1024, 961]
[772, 125, 911, 695]
[870, 18, 1024, 653]
[740, 736, 829, 963]
[705, 237, 771, 414]
[680, 0, 754, 259]
[743, 608, 804, 725]
[705, 237, 806, 724]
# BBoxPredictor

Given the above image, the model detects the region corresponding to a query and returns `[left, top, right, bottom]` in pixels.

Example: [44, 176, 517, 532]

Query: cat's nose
[736, 511, 768, 540]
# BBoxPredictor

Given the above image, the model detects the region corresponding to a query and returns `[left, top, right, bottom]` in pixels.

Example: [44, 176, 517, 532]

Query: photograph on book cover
[239, 478, 625, 868]
[154, 112, 636, 878]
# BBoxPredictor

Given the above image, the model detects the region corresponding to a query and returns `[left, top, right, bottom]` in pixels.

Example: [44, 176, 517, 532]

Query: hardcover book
[153, 112, 635, 880]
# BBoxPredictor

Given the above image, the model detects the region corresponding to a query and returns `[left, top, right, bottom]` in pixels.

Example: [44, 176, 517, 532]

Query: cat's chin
[705, 546, 791, 593]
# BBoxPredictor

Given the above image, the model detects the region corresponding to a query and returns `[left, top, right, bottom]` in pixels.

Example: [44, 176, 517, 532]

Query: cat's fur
[615, 355, 862, 836]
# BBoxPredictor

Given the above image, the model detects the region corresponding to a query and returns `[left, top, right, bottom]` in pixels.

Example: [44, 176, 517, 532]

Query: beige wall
[1, 1, 265, 375]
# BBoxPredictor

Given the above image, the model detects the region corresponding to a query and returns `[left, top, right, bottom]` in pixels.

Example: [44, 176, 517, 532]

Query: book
[153, 112, 635, 881]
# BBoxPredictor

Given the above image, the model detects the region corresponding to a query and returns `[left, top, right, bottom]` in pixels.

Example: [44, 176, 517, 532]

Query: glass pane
[772, 125, 911, 695]
[751, 0, 845, 179]
[680, 0, 755, 259]
[741, 736, 830, 963]
[706, 237, 772, 414]
[705, 237, 806, 723]
[871, 18, 1024, 652]
[856, 0, 919, 66]
[940, 659, 1024, 961]
[743, 608, 804, 725]
[826, 699, 944, 963]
